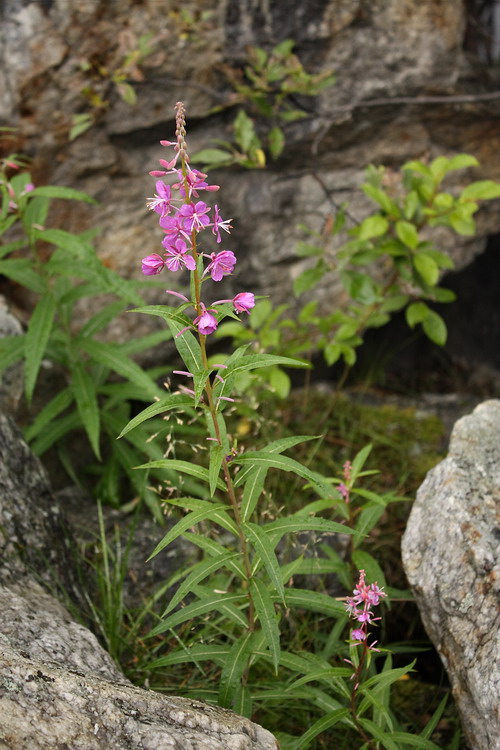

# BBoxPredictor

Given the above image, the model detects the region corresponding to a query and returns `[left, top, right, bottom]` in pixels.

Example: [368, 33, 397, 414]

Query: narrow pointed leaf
[208, 442, 225, 496]
[233, 452, 335, 498]
[149, 591, 247, 637]
[250, 578, 280, 671]
[283, 589, 346, 618]
[148, 644, 230, 670]
[296, 709, 351, 749]
[244, 522, 285, 603]
[24, 293, 56, 402]
[118, 395, 197, 438]
[137, 459, 226, 492]
[23, 388, 74, 442]
[71, 361, 101, 459]
[0, 335, 25, 374]
[164, 551, 239, 615]
[264, 516, 355, 546]
[78, 338, 163, 398]
[147, 504, 228, 560]
[218, 632, 255, 708]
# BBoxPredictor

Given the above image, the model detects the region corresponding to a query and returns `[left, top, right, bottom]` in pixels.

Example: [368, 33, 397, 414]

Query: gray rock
[0, 411, 278, 749]
[402, 400, 500, 750]
[0, 297, 23, 415]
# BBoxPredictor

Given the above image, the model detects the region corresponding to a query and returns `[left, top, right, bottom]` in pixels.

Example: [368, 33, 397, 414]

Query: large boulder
[1, 0, 499, 338]
[0, 411, 278, 750]
[402, 400, 500, 750]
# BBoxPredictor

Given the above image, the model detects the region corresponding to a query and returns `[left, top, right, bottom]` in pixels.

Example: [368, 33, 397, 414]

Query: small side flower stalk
[345, 569, 387, 745]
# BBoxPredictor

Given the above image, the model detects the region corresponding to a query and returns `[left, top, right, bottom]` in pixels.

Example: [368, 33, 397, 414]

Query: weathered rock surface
[0, 411, 278, 749]
[2, 0, 500, 355]
[402, 400, 500, 750]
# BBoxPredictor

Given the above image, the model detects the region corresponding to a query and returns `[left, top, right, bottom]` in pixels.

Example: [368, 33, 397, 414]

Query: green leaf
[420, 694, 449, 740]
[223, 353, 309, 377]
[293, 264, 326, 296]
[387, 733, 442, 749]
[357, 718, 399, 750]
[218, 632, 255, 708]
[358, 215, 389, 241]
[284, 589, 346, 618]
[0, 259, 45, 294]
[406, 301, 430, 328]
[234, 109, 258, 153]
[361, 661, 416, 692]
[352, 550, 387, 590]
[446, 153, 479, 171]
[233, 451, 334, 499]
[294, 708, 350, 749]
[208, 442, 225, 496]
[422, 310, 447, 346]
[396, 220, 419, 250]
[250, 578, 280, 671]
[414, 253, 439, 286]
[361, 184, 399, 215]
[23, 388, 73, 442]
[264, 516, 355, 547]
[30, 411, 81, 456]
[148, 644, 230, 670]
[164, 552, 239, 615]
[460, 179, 500, 201]
[295, 241, 323, 258]
[268, 126, 285, 159]
[147, 503, 228, 561]
[191, 148, 234, 167]
[269, 366, 291, 398]
[118, 395, 197, 438]
[71, 361, 101, 459]
[29, 185, 97, 204]
[24, 293, 56, 402]
[244, 521, 285, 603]
[0, 335, 25, 374]
[149, 591, 247, 637]
[79, 301, 126, 338]
[77, 338, 163, 399]
[137, 460, 226, 494]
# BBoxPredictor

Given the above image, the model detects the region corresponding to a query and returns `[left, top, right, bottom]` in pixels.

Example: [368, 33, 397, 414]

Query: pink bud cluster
[345, 569, 386, 649]
[141, 102, 255, 336]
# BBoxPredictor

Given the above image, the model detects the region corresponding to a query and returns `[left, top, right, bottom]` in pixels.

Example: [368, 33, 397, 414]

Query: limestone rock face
[0, 411, 279, 750]
[2, 0, 500, 345]
[402, 400, 500, 750]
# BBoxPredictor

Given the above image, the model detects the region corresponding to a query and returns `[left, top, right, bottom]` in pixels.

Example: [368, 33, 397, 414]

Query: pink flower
[233, 292, 255, 313]
[351, 629, 366, 642]
[194, 304, 218, 335]
[178, 200, 211, 232]
[176, 168, 220, 198]
[164, 239, 196, 272]
[160, 215, 189, 245]
[141, 254, 165, 276]
[211, 204, 232, 243]
[147, 181, 172, 216]
[205, 251, 237, 282]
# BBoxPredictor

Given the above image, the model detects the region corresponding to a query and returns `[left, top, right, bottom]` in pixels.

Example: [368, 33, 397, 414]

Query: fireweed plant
[121, 104, 448, 749]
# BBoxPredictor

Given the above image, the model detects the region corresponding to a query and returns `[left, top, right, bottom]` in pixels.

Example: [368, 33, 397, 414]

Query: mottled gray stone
[0, 297, 23, 415]
[402, 400, 500, 750]
[0, 411, 278, 749]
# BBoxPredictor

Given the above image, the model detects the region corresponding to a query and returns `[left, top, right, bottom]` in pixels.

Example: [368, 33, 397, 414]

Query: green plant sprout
[216, 155, 500, 398]
[193, 40, 335, 170]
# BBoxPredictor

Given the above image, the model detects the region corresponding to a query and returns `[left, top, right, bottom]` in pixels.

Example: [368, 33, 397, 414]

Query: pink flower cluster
[345, 569, 386, 648]
[141, 102, 255, 336]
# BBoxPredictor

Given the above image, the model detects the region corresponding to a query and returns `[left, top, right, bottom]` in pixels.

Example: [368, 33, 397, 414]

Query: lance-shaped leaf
[25, 293, 56, 403]
[233, 451, 335, 499]
[137, 459, 226, 494]
[71, 360, 101, 459]
[78, 338, 163, 398]
[296, 708, 351, 750]
[164, 551, 239, 615]
[263, 515, 355, 548]
[148, 591, 247, 637]
[29, 185, 97, 203]
[147, 502, 228, 561]
[0, 335, 25, 374]
[218, 632, 255, 708]
[23, 388, 74, 442]
[243, 522, 285, 603]
[208, 442, 226, 496]
[118, 394, 198, 438]
[147, 644, 231, 670]
[250, 578, 280, 672]
[132, 305, 203, 375]
[283, 588, 346, 618]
